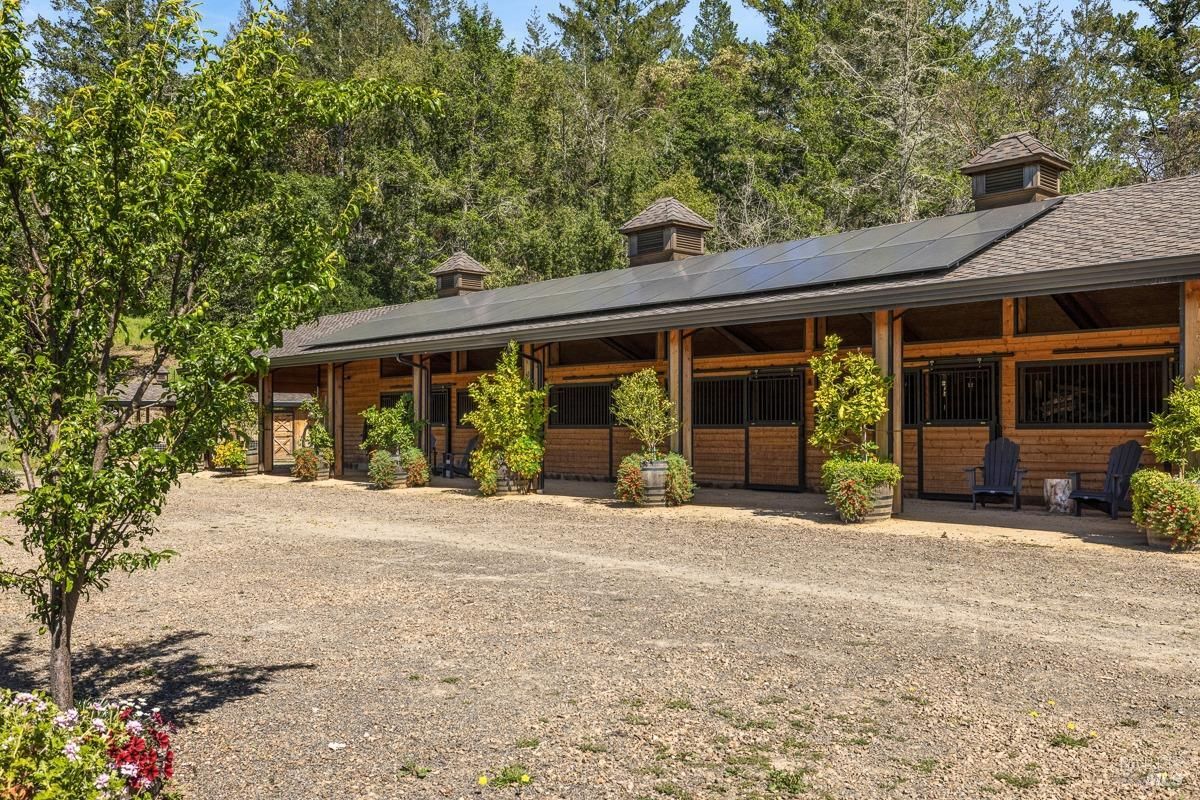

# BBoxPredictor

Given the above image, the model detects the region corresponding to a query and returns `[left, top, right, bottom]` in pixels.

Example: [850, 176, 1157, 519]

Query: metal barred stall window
[691, 371, 804, 490]
[455, 390, 476, 426]
[549, 384, 613, 427]
[1018, 357, 1171, 427]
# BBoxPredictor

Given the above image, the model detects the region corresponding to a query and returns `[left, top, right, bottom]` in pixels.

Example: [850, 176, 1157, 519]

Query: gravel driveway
[1, 474, 1198, 799]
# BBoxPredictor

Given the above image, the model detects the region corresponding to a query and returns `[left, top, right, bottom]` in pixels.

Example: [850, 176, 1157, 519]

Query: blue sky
[25, 0, 1143, 47]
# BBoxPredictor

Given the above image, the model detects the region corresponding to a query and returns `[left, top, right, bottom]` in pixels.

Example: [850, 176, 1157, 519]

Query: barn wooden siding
[286, 300, 1177, 501]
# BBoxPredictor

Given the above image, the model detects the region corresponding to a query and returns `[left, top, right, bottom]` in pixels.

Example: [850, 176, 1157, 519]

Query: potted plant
[1133, 379, 1200, 550]
[212, 439, 248, 477]
[361, 399, 420, 485]
[611, 368, 694, 506]
[292, 397, 334, 481]
[809, 334, 902, 522]
[461, 341, 550, 496]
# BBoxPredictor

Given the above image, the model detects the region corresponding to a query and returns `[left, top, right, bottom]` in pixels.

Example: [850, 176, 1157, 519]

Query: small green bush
[821, 457, 902, 522]
[368, 449, 397, 489]
[1131, 468, 1200, 550]
[611, 368, 676, 458]
[401, 446, 430, 488]
[0, 464, 19, 494]
[291, 446, 322, 481]
[212, 439, 247, 471]
[614, 452, 695, 506]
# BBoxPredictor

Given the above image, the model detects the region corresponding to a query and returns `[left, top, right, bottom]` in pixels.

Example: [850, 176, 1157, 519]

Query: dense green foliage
[360, 399, 420, 455]
[163, 0, 1200, 314]
[212, 440, 249, 472]
[614, 451, 695, 505]
[821, 457, 903, 522]
[611, 368, 677, 458]
[463, 341, 551, 495]
[1131, 469, 1200, 550]
[1145, 378, 1200, 476]
[809, 335, 893, 461]
[368, 448, 398, 488]
[0, 0, 433, 705]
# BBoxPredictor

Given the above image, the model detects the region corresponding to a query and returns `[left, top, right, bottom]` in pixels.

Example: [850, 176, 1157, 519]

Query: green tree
[0, 0, 434, 706]
[687, 0, 740, 64]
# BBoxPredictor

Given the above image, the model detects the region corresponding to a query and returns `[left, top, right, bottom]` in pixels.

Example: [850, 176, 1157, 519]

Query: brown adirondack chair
[1069, 439, 1143, 519]
[964, 436, 1026, 510]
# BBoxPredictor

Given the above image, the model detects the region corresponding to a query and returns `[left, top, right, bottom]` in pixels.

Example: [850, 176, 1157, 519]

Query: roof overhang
[265, 253, 1200, 367]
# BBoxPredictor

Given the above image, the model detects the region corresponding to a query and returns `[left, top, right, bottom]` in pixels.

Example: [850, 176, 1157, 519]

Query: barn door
[272, 409, 296, 465]
[747, 372, 804, 491]
[918, 362, 1000, 498]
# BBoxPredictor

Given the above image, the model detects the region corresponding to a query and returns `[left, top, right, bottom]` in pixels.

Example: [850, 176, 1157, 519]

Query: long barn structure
[259, 133, 1200, 510]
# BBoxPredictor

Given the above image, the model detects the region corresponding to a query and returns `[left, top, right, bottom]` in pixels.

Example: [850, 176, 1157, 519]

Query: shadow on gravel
[0, 630, 313, 722]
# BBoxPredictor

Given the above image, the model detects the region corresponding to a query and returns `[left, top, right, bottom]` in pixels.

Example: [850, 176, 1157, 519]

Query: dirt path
[2, 474, 1198, 798]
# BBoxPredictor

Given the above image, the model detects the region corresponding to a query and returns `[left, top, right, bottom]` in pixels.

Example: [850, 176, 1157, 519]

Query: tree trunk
[48, 585, 79, 708]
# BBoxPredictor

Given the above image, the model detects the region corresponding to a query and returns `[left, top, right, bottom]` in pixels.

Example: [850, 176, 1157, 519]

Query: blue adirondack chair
[964, 436, 1026, 510]
[1069, 439, 1143, 519]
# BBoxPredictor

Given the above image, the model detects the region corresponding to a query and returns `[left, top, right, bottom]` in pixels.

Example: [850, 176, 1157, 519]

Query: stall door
[747, 372, 804, 490]
[918, 362, 999, 498]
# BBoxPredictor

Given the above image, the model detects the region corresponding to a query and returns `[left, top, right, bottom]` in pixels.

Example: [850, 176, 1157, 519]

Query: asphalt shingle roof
[429, 251, 490, 276]
[961, 131, 1072, 173]
[619, 197, 714, 233]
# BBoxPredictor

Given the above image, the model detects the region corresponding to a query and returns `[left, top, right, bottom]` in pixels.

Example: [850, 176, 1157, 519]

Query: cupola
[430, 251, 490, 298]
[619, 197, 714, 267]
[960, 132, 1072, 210]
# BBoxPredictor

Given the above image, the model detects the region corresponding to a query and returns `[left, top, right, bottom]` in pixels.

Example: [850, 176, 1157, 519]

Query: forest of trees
[32, 0, 1200, 314]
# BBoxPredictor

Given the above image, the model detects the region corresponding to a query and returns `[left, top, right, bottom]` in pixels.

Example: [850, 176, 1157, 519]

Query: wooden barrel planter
[641, 459, 667, 507]
[861, 483, 894, 523]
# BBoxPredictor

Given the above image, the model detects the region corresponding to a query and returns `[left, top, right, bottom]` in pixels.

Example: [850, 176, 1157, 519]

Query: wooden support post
[259, 372, 274, 474]
[666, 329, 694, 462]
[1183, 281, 1200, 386]
[413, 354, 432, 457]
[873, 309, 904, 513]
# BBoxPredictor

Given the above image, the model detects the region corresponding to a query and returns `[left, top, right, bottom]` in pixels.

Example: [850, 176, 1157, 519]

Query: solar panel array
[310, 198, 1060, 350]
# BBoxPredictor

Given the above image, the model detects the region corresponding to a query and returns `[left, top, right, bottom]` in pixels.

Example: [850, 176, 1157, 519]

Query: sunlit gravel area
[2, 473, 1198, 799]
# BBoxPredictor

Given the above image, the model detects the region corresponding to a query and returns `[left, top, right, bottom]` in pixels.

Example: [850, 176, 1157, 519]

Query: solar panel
[309, 198, 1060, 350]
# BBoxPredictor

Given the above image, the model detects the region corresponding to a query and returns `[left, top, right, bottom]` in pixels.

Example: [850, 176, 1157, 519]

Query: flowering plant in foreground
[0, 690, 175, 799]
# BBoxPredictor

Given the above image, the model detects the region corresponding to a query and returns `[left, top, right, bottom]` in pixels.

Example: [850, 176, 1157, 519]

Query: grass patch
[993, 771, 1038, 789]
[766, 768, 812, 795]
[1049, 732, 1090, 748]
[398, 761, 430, 779]
[489, 764, 531, 788]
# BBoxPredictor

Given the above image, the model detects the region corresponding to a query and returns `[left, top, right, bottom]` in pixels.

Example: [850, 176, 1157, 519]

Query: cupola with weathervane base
[960, 131, 1073, 210]
[431, 251, 490, 298]
[619, 197, 714, 267]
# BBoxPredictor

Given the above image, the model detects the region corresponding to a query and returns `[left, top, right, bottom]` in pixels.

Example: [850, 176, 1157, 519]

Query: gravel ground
[2, 474, 1199, 799]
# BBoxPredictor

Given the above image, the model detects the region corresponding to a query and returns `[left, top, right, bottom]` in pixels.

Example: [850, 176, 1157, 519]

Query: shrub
[614, 452, 695, 506]
[368, 449, 397, 489]
[0, 464, 19, 494]
[401, 446, 430, 488]
[298, 397, 334, 465]
[211, 440, 247, 472]
[291, 447, 322, 481]
[0, 690, 175, 799]
[360, 400, 419, 456]
[611, 368, 676, 458]
[463, 342, 550, 495]
[809, 334, 892, 461]
[821, 457, 902, 522]
[1146, 379, 1200, 476]
[1131, 469, 1200, 550]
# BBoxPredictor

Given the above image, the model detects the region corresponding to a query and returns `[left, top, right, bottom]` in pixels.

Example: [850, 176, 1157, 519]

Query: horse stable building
[258, 133, 1200, 511]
